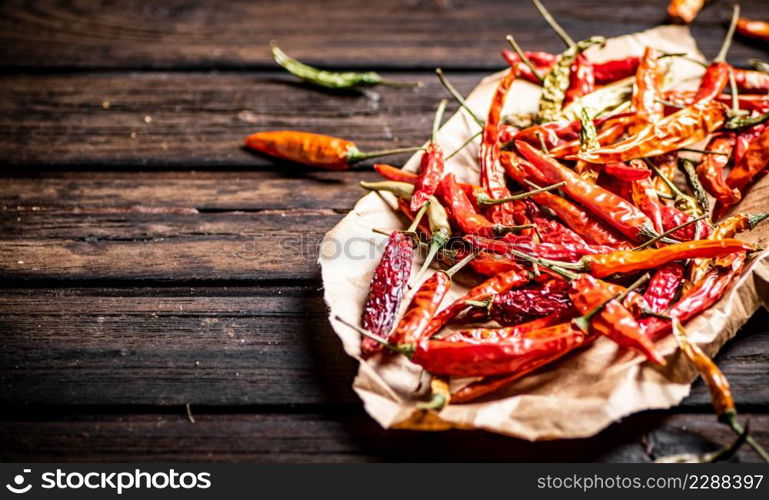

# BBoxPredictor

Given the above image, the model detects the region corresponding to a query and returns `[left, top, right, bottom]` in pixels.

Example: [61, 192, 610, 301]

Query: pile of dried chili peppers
[247, 1, 769, 460]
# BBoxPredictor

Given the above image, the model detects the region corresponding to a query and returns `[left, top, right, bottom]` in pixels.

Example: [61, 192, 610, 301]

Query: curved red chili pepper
[696, 133, 740, 208]
[389, 271, 451, 346]
[564, 54, 595, 107]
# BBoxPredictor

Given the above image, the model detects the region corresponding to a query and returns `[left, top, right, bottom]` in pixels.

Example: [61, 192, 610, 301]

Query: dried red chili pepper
[593, 57, 640, 84]
[732, 68, 769, 93]
[736, 17, 769, 43]
[388, 252, 477, 347]
[667, 0, 705, 24]
[631, 177, 665, 233]
[723, 124, 769, 200]
[481, 68, 520, 226]
[644, 263, 685, 314]
[411, 100, 447, 212]
[471, 279, 572, 326]
[515, 141, 658, 242]
[515, 239, 753, 278]
[446, 308, 575, 344]
[631, 47, 665, 130]
[577, 100, 728, 164]
[244, 130, 419, 170]
[467, 234, 615, 263]
[563, 54, 595, 107]
[663, 90, 769, 110]
[360, 224, 420, 356]
[502, 49, 555, 85]
[696, 133, 740, 207]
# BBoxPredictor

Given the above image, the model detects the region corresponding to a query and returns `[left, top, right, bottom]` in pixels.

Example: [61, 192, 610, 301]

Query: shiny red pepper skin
[411, 142, 445, 212]
[516, 140, 656, 242]
[438, 174, 502, 238]
[696, 133, 740, 208]
[502, 50, 556, 85]
[584, 239, 752, 278]
[593, 57, 640, 84]
[725, 125, 769, 194]
[564, 54, 595, 107]
[466, 234, 615, 263]
[643, 253, 747, 341]
[374, 163, 417, 184]
[412, 324, 585, 377]
[481, 68, 519, 226]
[389, 271, 451, 346]
[603, 160, 651, 181]
[643, 263, 685, 314]
[486, 280, 572, 326]
[631, 47, 665, 130]
[446, 308, 575, 343]
[361, 231, 414, 356]
[693, 62, 731, 103]
[631, 177, 665, 233]
[732, 68, 769, 93]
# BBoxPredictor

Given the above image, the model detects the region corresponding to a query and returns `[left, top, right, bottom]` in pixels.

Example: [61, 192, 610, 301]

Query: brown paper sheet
[318, 26, 769, 439]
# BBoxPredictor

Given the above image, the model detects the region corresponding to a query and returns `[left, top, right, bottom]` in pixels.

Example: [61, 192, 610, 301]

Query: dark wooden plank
[1, 0, 766, 70]
[1, 287, 767, 407]
[0, 170, 381, 212]
[0, 409, 766, 462]
[0, 71, 476, 167]
[0, 210, 344, 281]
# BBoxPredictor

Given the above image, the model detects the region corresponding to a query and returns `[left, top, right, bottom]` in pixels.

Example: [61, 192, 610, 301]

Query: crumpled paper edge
[318, 25, 769, 440]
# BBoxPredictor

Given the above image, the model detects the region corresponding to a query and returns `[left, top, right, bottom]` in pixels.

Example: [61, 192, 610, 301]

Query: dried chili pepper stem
[723, 413, 769, 463]
[414, 196, 453, 284]
[532, 0, 576, 48]
[416, 376, 450, 411]
[446, 131, 482, 160]
[476, 181, 566, 205]
[680, 148, 729, 156]
[616, 273, 651, 303]
[715, 5, 740, 63]
[435, 68, 484, 127]
[679, 158, 710, 215]
[750, 59, 769, 75]
[632, 215, 705, 251]
[646, 159, 702, 216]
[334, 315, 413, 355]
[507, 249, 579, 281]
[347, 146, 424, 163]
[431, 99, 447, 144]
[271, 41, 423, 89]
[506, 34, 544, 83]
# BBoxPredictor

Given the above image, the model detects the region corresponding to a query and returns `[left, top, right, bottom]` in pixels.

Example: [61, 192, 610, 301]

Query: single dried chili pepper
[695, 133, 740, 207]
[667, 0, 704, 24]
[577, 100, 729, 164]
[737, 17, 769, 44]
[515, 141, 659, 242]
[271, 41, 421, 89]
[447, 307, 576, 343]
[671, 318, 734, 419]
[467, 279, 572, 326]
[644, 263, 685, 314]
[411, 100, 448, 212]
[360, 204, 429, 357]
[733, 68, 769, 93]
[538, 37, 605, 123]
[631, 177, 665, 233]
[467, 234, 616, 263]
[516, 239, 753, 279]
[631, 47, 665, 130]
[691, 7, 739, 105]
[388, 252, 477, 347]
[723, 124, 769, 197]
[481, 68, 520, 226]
[564, 53, 595, 107]
[244, 130, 421, 170]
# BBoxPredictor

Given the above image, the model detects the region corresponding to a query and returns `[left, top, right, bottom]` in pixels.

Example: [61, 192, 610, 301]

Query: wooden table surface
[1, 0, 769, 462]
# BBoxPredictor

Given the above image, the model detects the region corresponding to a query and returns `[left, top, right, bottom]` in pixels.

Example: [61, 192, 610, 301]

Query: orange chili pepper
[667, 0, 704, 24]
[736, 17, 769, 43]
[695, 133, 740, 207]
[576, 100, 728, 164]
[631, 47, 665, 131]
[244, 130, 419, 170]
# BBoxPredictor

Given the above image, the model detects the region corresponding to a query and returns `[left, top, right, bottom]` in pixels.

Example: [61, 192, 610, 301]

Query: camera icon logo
[5, 469, 32, 494]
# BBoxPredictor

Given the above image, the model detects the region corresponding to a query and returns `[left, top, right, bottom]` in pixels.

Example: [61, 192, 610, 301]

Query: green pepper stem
[679, 148, 729, 156]
[507, 249, 582, 279]
[333, 315, 414, 356]
[360, 180, 414, 199]
[446, 130, 482, 161]
[616, 273, 651, 303]
[493, 224, 536, 235]
[532, 0, 576, 48]
[416, 391, 447, 411]
[724, 413, 769, 463]
[679, 158, 710, 215]
[407, 201, 431, 234]
[445, 250, 479, 277]
[465, 299, 491, 308]
[659, 52, 709, 68]
[435, 68, 484, 127]
[414, 232, 450, 284]
[478, 181, 565, 205]
[432, 99, 448, 144]
[750, 59, 769, 75]
[749, 212, 769, 229]
[348, 146, 423, 164]
[572, 292, 621, 332]
[633, 215, 706, 251]
[716, 4, 740, 63]
[506, 34, 545, 83]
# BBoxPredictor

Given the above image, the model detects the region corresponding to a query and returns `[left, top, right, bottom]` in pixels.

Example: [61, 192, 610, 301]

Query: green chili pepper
[537, 37, 605, 123]
[578, 108, 599, 152]
[680, 158, 710, 215]
[271, 42, 422, 90]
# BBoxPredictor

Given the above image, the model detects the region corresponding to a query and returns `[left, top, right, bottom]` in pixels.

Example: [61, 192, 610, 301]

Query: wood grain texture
[0, 72, 475, 167]
[0, 0, 766, 70]
[1, 410, 766, 462]
[1, 287, 767, 407]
